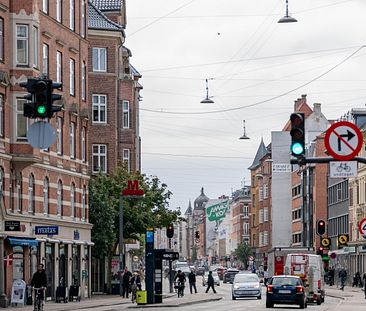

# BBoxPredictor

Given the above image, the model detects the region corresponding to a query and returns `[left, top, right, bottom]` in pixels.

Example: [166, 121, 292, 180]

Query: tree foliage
[234, 241, 253, 267]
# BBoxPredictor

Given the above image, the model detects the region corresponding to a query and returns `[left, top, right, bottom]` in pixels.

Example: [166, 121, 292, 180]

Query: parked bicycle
[33, 287, 45, 311]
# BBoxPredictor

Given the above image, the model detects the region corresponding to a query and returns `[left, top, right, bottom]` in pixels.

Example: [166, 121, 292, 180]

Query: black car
[266, 275, 307, 309]
[223, 268, 239, 283]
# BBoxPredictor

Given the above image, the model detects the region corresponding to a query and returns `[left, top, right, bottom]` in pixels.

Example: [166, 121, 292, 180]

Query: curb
[325, 293, 346, 300]
[127, 296, 223, 308]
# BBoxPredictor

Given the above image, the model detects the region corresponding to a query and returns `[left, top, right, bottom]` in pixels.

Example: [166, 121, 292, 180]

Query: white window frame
[0, 18, 4, 61]
[244, 222, 249, 235]
[69, 0, 75, 31]
[70, 122, 75, 159]
[259, 209, 264, 224]
[69, 58, 75, 96]
[264, 207, 269, 222]
[259, 187, 263, 201]
[243, 204, 249, 217]
[263, 184, 268, 199]
[28, 174, 34, 213]
[33, 26, 38, 68]
[92, 144, 107, 173]
[0, 95, 3, 137]
[56, 51, 62, 83]
[81, 127, 86, 162]
[123, 149, 130, 172]
[122, 100, 130, 129]
[43, 177, 49, 215]
[70, 183, 75, 218]
[56, 0, 62, 22]
[264, 231, 268, 246]
[42, 43, 49, 77]
[82, 186, 86, 221]
[92, 94, 107, 123]
[81, 0, 86, 38]
[42, 0, 48, 13]
[56, 117, 63, 155]
[57, 180, 62, 217]
[92, 47, 106, 72]
[81, 61, 86, 100]
[16, 24, 28, 65]
[16, 99, 28, 140]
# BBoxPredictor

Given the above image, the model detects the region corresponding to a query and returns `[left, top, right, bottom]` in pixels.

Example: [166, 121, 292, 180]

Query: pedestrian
[329, 268, 335, 286]
[188, 270, 197, 294]
[205, 271, 217, 294]
[339, 268, 347, 290]
[363, 272, 366, 299]
[263, 270, 269, 286]
[122, 267, 132, 298]
[31, 264, 47, 303]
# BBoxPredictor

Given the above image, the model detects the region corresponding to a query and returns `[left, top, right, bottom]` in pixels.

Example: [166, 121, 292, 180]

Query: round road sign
[358, 218, 366, 236]
[324, 121, 363, 161]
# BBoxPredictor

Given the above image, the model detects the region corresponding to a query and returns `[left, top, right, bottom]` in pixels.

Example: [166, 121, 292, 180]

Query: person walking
[329, 268, 335, 286]
[130, 271, 142, 303]
[363, 272, 366, 299]
[188, 270, 197, 294]
[122, 267, 132, 298]
[339, 268, 347, 290]
[205, 271, 216, 294]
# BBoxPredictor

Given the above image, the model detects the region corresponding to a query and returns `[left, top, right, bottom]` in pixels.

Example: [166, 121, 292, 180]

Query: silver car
[232, 273, 261, 300]
[202, 271, 220, 286]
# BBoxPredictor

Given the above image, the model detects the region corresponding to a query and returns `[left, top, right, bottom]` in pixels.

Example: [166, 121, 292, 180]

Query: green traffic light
[291, 142, 304, 155]
[37, 105, 46, 115]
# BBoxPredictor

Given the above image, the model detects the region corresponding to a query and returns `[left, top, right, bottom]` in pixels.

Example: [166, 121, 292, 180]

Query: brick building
[0, 0, 92, 304]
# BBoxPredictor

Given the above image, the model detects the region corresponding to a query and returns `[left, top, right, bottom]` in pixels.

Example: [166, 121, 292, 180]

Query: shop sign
[35, 226, 58, 235]
[74, 230, 80, 240]
[5, 221, 21, 232]
[206, 200, 229, 222]
[11, 280, 26, 306]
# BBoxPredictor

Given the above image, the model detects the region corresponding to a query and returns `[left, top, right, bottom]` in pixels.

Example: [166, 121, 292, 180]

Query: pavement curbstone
[127, 296, 223, 308]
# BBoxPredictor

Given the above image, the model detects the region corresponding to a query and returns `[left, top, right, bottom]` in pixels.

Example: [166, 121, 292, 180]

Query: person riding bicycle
[31, 264, 47, 308]
[174, 270, 186, 297]
[130, 271, 142, 303]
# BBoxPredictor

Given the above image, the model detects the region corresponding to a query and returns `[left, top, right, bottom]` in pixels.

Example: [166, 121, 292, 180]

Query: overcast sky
[125, 0, 366, 211]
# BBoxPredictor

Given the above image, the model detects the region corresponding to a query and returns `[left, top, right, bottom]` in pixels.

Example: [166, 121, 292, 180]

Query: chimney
[313, 103, 321, 114]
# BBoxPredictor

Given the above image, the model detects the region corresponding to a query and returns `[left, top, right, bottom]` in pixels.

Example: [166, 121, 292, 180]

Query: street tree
[234, 241, 253, 269]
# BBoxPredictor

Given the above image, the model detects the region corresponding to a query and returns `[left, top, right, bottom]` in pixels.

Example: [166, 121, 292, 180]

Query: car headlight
[254, 284, 260, 288]
[234, 285, 240, 289]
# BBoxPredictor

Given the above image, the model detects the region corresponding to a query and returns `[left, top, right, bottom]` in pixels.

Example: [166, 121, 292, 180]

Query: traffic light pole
[168, 238, 174, 293]
[291, 156, 366, 165]
[119, 195, 125, 296]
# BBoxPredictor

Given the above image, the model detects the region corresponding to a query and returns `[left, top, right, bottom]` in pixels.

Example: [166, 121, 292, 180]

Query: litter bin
[136, 290, 147, 305]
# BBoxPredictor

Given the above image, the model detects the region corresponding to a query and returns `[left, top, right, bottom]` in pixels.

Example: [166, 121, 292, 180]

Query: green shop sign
[206, 200, 229, 222]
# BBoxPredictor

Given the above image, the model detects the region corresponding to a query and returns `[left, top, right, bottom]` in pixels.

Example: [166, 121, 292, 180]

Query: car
[266, 275, 307, 309]
[202, 271, 220, 286]
[180, 266, 191, 278]
[232, 273, 261, 300]
[196, 266, 206, 276]
[223, 268, 240, 283]
[174, 261, 189, 270]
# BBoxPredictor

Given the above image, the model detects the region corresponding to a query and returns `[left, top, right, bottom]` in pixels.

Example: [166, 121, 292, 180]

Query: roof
[92, 0, 122, 11]
[88, 1, 124, 31]
[194, 187, 209, 210]
[130, 64, 141, 77]
[248, 138, 268, 170]
[184, 201, 192, 215]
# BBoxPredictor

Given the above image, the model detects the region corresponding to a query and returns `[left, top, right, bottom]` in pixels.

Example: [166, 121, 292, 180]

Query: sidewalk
[324, 285, 365, 311]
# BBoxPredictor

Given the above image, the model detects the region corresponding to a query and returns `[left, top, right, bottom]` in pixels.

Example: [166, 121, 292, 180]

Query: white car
[232, 273, 261, 300]
[202, 271, 220, 286]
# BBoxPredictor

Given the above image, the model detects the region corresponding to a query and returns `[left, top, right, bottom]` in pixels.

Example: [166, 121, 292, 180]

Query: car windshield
[272, 277, 301, 286]
[234, 275, 259, 283]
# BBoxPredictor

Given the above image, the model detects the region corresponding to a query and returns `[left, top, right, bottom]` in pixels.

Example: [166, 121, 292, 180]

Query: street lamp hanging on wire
[278, 0, 297, 23]
[200, 79, 214, 104]
[239, 120, 250, 140]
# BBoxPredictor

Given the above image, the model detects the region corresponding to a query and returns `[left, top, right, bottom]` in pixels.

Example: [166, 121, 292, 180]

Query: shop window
[12, 246, 24, 281]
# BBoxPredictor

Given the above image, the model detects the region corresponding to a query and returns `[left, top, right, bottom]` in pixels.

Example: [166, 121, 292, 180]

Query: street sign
[27, 121, 56, 149]
[329, 161, 357, 178]
[321, 237, 331, 249]
[330, 252, 337, 259]
[324, 121, 363, 161]
[5, 221, 21, 232]
[358, 218, 366, 237]
[35, 226, 59, 235]
[159, 252, 179, 260]
[337, 234, 349, 247]
[122, 180, 144, 196]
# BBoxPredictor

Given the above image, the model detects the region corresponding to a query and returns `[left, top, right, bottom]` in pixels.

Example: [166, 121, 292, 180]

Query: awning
[8, 238, 38, 247]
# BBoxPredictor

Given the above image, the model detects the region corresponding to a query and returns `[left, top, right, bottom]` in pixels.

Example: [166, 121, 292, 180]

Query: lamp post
[278, 0, 297, 23]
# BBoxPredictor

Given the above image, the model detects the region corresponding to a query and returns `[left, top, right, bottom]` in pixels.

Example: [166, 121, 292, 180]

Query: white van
[284, 254, 325, 305]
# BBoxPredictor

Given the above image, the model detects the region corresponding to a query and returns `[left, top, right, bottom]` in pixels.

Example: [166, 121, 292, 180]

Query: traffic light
[166, 224, 174, 239]
[290, 112, 305, 157]
[19, 78, 62, 118]
[316, 220, 326, 236]
[317, 246, 324, 256]
[195, 231, 200, 239]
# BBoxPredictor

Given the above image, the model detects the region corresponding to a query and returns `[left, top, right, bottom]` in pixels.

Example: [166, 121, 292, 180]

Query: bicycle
[33, 287, 45, 311]
[336, 163, 351, 172]
[175, 281, 185, 298]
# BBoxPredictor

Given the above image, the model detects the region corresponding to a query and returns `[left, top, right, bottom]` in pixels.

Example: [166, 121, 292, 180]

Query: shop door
[45, 243, 54, 299]
[58, 244, 67, 287]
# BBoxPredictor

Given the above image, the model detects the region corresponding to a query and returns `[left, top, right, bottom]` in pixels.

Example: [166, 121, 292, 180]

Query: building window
[57, 180, 63, 217]
[0, 167, 3, 194]
[82, 186, 86, 221]
[16, 173, 22, 212]
[70, 58, 75, 96]
[264, 231, 268, 246]
[56, 0, 62, 23]
[264, 207, 269, 222]
[259, 209, 264, 224]
[56, 51, 62, 83]
[81, 61, 86, 100]
[0, 95, 3, 137]
[81, 127, 86, 162]
[122, 100, 130, 128]
[69, 0, 75, 31]
[244, 222, 249, 235]
[56, 117, 63, 155]
[243, 204, 249, 217]
[92, 95, 107, 123]
[0, 18, 4, 61]
[42, 0, 48, 13]
[92, 47, 106, 72]
[259, 187, 263, 201]
[16, 99, 28, 140]
[263, 184, 268, 199]
[70, 122, 75, 159]
[92, 144, 107, 173]
[28, 174, 35, 213]
[42, 44, 49, 77]
[81, 0, 86, 38]
[70, 183, 75, 218]
[33, 27, 38, 68]
[43, 177, 49, 215]
[16, 25, 28, 65]
[123, 149, 130, 172]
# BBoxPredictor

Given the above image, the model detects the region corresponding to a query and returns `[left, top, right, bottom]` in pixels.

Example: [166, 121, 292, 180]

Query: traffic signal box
[20, 78, 62, 119]
[316, 220, 326, 236]
[290, 113, 305, 157]
[195, 231, 200, 239]
[166, 224, 174, 239]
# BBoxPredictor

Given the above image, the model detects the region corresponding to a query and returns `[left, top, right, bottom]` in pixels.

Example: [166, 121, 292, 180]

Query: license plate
[278, 290, 291, 294]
